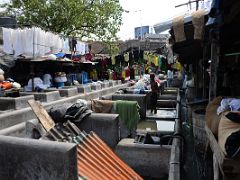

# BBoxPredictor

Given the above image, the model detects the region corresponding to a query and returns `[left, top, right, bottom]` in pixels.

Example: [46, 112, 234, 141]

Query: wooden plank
[28, 99, 55, 132]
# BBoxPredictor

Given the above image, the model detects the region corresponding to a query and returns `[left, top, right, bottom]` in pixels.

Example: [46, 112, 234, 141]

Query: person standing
[150, 73, 158, 114]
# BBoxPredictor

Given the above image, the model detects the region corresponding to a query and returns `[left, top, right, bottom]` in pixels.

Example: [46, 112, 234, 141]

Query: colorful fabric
[114, 100, 140, 130]
[154, 55, 158, 66]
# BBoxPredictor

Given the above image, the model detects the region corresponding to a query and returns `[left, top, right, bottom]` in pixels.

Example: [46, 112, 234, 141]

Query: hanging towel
[192, 9, 205, 40]
[172, 15, 186, 42]
[91, 99, 113, 113]
[114, 100, 140, 130]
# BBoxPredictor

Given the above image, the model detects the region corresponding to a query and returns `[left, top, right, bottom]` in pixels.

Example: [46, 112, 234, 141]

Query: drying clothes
[49, 102, 92, 123]
[76, 41, 86, 55]
[24, 77, 48, 92]
[217, 98, 240, 115]
[91, 99, 113, 113]
[218, 111, 240, 157]
[43, 74, 52, 87]
[2, 27, 65, 57]
[154, 55, 158, 66]
[192, 9, 205, 40]
[143, 52, 148, 61]
[172, 15, 186, 42]
[124, 53, 129, 62]
[49, 103, 73, 123]
[64, 102, 92, 122]
[2, 28, 13, 54]
[114, 100, 140, 130]
[111, 55, 116, 65]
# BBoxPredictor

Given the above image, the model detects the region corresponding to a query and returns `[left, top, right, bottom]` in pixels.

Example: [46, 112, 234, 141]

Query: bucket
[192, 109, 207, 152]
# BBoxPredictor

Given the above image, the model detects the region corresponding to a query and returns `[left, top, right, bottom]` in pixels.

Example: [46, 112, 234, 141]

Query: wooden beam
[28, 99, 55, 132]
[175, 0, 201, 8]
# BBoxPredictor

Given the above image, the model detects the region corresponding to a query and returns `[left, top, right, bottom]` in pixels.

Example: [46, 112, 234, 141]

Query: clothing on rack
[2, 27, 65, 57]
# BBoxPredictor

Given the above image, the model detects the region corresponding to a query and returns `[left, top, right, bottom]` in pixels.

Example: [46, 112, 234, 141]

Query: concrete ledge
[0, 83, 129, 130]
[20, 91, 61, 102]
[112, 94, 147, 119]
[76, 84, 92, 93]
[117, 80, 122, 85]
[0, 122, 26, 137]
[76, 113, 119, 148]
[109, 80, 117, 87]
[46, 87, 78, 97]
[101, 81, 110, 89]
[115, 138, 170, 179]
[0, 95, 34, 110]
[90, 83, 102, 90]
[0, 135, 78, 180]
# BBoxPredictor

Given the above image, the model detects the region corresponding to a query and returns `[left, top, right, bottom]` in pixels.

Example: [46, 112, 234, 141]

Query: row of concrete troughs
[0, 80, 182, 180]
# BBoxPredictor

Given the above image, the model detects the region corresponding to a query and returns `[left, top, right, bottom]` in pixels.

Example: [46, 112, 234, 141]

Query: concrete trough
[46, 86, 78, 97]
[109, 80, 117, 87]
[100, 81, 110, 89]
[157, 100, 177, 108]
[112, 94, 147, 119]
[20, 91, 61, 102]
[0, 95, 34, 111]
[76, 84, 92, 93]
[117, 80, 122, 85]
[115, 138, 170, 179]
[0, 135, 78, 180]
[159, 94, 177, 100]
[90, 83, 102, 91]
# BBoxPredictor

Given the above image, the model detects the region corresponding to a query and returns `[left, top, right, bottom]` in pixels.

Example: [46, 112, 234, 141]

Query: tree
[2, 0, 123, 41]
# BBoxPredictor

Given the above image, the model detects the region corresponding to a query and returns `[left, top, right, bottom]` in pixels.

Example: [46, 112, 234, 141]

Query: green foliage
[3, 0, 123, 41]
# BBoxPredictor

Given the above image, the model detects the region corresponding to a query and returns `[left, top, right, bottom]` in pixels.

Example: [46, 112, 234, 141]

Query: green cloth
[114, 100, 140, 130]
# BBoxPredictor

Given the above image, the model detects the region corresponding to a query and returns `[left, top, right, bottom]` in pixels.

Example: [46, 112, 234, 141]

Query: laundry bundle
[218, 111, 240, 157]
[49, 100, 92, 123]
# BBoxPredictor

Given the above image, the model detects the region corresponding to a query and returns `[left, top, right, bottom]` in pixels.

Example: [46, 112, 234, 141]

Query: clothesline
[1, 27, 88, 57]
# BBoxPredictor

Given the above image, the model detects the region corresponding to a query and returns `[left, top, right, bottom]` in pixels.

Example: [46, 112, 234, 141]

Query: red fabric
[125, 68, 130, 77]
[85, 53, 93, 61]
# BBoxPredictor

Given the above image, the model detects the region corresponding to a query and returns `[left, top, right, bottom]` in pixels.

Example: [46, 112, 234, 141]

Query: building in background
[134, 26, 149, 39]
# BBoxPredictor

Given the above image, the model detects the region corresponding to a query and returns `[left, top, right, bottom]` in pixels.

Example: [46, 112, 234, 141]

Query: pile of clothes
[209, 98, 240, 158]
[0, 68, 21, 96]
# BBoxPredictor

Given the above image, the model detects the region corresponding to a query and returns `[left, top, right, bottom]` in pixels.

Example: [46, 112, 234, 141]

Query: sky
[118, 0, 195, 40]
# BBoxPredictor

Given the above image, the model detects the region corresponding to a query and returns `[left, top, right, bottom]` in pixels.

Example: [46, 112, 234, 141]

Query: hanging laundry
[124, 52, 129, 62]
[111, 55, 116, 65]
[114, 100, 140, 130]
[143, 51, 148, 61]
[2, 28, 13, 54]
[172, 15, 186, 42]
[154, 55, 158, 66]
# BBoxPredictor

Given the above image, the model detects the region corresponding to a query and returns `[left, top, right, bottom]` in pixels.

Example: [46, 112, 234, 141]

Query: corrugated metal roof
[76, 132, 143, 180]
